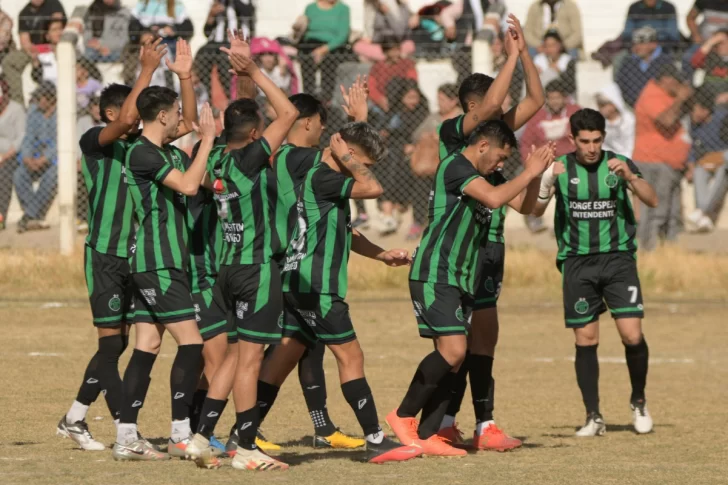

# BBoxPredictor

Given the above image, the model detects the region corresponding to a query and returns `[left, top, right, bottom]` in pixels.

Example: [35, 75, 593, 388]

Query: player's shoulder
[438, 114, 464, 134]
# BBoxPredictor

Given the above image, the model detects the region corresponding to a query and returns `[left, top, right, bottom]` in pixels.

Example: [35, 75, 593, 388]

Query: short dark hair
[467, 120, 518, 149]
[339, 122, 387, 163]
[545, 79, 569, 95]
[136, 86, 178, 122]
[290, 93, 328, 125]
[543, 29, 564, 45]
[45, 17, 66, 32]
[458, 73, 495, 113]
[570, 108, 606, 137]
[224, 98, 262, 143]
[438, 83, 458, 100]
[380, 36, 400, 52]
[99, 83, 132, 123]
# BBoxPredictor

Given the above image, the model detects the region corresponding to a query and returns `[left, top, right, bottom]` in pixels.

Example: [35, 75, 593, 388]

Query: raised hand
[193, 103, 217, 140]
[504, 24, 520, 58]
[340, 75, 369, 121]
[221, 29, 251, 58]
[139, 37, 167, 72]
[524, 144, 555, 176]
[226, 51, 259, 76]
[377, 248, 412, 267]
[330, 133, 351, 162]
[506, 14, 527, 53]
[165, 38, 193, 78]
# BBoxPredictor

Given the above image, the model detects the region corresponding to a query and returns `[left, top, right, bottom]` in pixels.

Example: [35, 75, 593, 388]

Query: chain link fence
[1, 7, 727, 252]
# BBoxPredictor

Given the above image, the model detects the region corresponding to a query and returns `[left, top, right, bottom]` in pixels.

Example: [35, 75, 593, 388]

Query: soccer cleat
[185, 433, 222, 469]
[313, 429, 366, 449]
[472, 423, 522, 452]
[209, 435, 227, 454]
[386, 409, 420, 446]
[226, 428, 239, 455]
[256, 428, 281, 451]
[415, 434, 467, 457]
[167, 436, 192, 459]
[112, 439, 170, 461]
[364, 436, 423, 464]
[231, 447, 288, 471]
[631, 401, 653, 434]
[56, 416, 106, 451]
[575, 412, 606, 437]
[436, 423, 467, 448]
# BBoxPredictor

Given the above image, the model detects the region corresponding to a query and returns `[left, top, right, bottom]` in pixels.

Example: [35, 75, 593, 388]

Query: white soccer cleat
[631, 401, 653, 434]
[56, 416, 106, 451]
[697, 215, 714, 233]
[185, 433, 222, 469]
[231, 447, 288, 471]
[575, 412, 606, 437]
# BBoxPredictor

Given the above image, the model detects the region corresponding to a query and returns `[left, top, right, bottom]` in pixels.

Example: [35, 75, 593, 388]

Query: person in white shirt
[595, 83, 636, 158]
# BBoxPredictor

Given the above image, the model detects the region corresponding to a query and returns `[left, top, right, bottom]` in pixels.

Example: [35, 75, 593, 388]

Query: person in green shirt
[533, 108, 658, 437]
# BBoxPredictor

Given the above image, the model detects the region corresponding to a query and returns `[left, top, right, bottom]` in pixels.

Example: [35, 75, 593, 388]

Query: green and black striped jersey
[282, 161, 354, 298]
[272, 144, 321, 258]
[438, 114, 466, 160]
[125, 136, 191, 273]
[410, 152, 492, 296]
[80, 127, 136, 258]
[208, 138, 276, 265]
[486, 171, 507, 244]
[553, 151, 641, 264]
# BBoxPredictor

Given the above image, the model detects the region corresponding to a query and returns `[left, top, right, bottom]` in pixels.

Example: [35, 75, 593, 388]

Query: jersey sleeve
[438, 115, 466, 158]
[311, 164, 354, 201]
[444, 156, 480, 195]
[128, 143, 174, 182]
[625, 158, 642, 179]
[79, 126, 109, 157]
[230, 137, 272, 177]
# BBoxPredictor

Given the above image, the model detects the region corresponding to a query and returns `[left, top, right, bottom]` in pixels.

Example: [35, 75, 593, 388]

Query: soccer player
[186, 51, 299, 471]
[434, 14, 545, 450]
[532, 109, 658, 436]
[57, 39, 166, 451]
[387, 121, 554, 457]
[112, 39, 218, 461]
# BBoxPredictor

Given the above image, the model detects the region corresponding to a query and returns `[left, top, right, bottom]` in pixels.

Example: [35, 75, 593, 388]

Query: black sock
[170, 344, 203, 421]
[96, 334, 126, 420]
[445, 353, 469, 418]
[341, 377, 381, 437]
[197, 398, 227, 438]
[257, 381, 280, 423]
[236, 406, 260, 450]
[575, 344, 600, 415]
[119, 349, 157, 423]
[418, 371, 457, 439]
[190, 389, 208, 432]
[398, 350, 453, 418]
[75, 352, 102, 406]
[298, 343, 336, 436]
[624, 337, 649, 403]
[469, 354, 494, 423]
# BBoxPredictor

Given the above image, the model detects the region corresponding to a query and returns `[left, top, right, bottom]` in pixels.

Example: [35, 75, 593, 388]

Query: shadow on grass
[276, 450, 365, 466]
[546, 422, 674, 437]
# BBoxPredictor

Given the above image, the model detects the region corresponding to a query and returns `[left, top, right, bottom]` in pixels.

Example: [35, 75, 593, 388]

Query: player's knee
[438, 338, 467, 367]
[98, 334, 125, 362]
[332, 341, 364, 373]
[621, 333, 643, 346]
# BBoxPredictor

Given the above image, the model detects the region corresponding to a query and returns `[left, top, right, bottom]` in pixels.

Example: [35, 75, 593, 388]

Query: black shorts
[473, 242, 505, 311]
[215, 262, 283, 345]
[132, 269, 196, 325]
[85, 245, 134, 327]
[410, 280, 473, 339]
[281, 292, 356, 348]
[192, 288, 229, 341]
[562, 252, 645, 328]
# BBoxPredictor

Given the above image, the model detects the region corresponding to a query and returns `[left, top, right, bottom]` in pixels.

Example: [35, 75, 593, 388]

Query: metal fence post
[57, 33, 78, 256]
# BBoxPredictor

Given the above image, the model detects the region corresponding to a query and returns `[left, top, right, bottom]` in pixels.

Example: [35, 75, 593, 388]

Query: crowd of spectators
[0, 0, 727, 249]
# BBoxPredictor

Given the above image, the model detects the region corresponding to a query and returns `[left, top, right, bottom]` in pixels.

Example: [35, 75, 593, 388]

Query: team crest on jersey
[570, 178, 580, 185]
[194, 303, 201, 322]
[140, 288, 156, 306]
[236, 301, 249, 320]
[484, 277, 495, 293]
[455, 306, 465, 322]
[108, 295, 121, 312]
[605, 172, 619, 188]
[574, 298, 589, 315]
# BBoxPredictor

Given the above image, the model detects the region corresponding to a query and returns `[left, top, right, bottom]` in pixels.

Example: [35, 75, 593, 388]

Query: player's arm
[532, 162, 561, 217]
[502, 15, 545, 131]
[165, 38, 198, 139]
[507, 177, 542, 214]
[351, 229, 411, 266]
[226, 51, 299, 153]
[97, 39, 166, 146]
[221, 29, 257, 100]
[160, 104, 217, 196]
[340, 75, 369, 123]
[329, 134, 383, 199]
[608, 158, 658, 208]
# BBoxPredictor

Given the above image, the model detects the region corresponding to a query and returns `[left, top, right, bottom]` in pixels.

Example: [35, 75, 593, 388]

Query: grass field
[1, 248, 727, 485]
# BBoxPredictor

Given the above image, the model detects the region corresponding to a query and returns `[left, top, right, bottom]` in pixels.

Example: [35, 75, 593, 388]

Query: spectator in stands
[686, 89, 728, 232]
[596, 82, 636, 158]
[368, 37, 418, 113]
[0, 77, 26, 231]
[621, 0, 680, 47]
[76, 58, 103, 109]
[1, 0, 66, 104]
[687, 0, 728, 44]
[523, 0, 583, 58]
[129, 0, 193, 44]
[14, 82, 58, 233]
[255, 42, 293, 94]
[533, 30, 577, 95]
[616, 26, 673, 107]
[30, 18, 65, 85]
[520, 79, 580, 160]
[633, 64, 691, 251]
[194, 0, 255, 97]
[0, 6, 14, 67]
[297, 0, 351, 102]
[83, 0, 130, 63]
[356, 0, 415, 62]
[691, 30, 728, 92]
